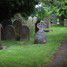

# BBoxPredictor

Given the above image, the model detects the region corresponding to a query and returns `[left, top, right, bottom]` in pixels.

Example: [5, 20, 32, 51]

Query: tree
[40, 0, 67, 25]
[0, 0, 38, 22]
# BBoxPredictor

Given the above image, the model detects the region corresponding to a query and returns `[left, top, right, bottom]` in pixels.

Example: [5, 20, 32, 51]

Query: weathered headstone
[13, 20, 22, 40]
[64, 19, 67, 27]
[34, 23, 46, 44]
[20, 25, 30, 40]
[4, 25, 16, 40]
[44, 16, 50, 28]
[13, 20, 30, 40]
[50, 14, 57, 24]
[0, 24, 2, 41]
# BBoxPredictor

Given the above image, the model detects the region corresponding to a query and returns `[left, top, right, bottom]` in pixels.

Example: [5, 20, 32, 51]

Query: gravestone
[44, 16, 50, 28]
[50, 14, 57, 24]
[13, 20, 22, 40]
[0, 24, 2, 41]
[64, 19, 67, 27]
[20, 25, 30, 40]
[4, 25, 16, 40]
[0, 24, 3, 50]
[1, 28, 5, 40]
[34, 23, 46, 44]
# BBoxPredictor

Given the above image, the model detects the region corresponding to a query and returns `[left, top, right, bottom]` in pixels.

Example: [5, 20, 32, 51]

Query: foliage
[40, 0, 67, 18]
[35, 3, 52, 19]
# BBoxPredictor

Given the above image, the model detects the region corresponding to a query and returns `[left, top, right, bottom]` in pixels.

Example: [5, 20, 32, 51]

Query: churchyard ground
[0, 25, 67, 67]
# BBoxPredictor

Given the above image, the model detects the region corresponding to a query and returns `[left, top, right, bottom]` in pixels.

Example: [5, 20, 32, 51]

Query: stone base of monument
[64, 19, 67, 27]
[34, 40, 46, 44]
[0, 45, 3, 50]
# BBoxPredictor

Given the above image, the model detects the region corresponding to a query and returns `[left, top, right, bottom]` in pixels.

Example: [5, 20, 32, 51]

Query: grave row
[0, 20, 30, 41]
[0, 18, 51, 44]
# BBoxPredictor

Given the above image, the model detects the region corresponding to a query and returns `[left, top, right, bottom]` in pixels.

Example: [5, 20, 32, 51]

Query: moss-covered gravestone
[4, 25, 16, 40]
[34, 23, 46, 44]
[64, 19, 67, 27]
[13, 20, 30, 40]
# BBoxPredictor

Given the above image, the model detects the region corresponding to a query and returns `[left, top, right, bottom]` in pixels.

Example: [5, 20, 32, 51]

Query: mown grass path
[47, 37, 67, 67]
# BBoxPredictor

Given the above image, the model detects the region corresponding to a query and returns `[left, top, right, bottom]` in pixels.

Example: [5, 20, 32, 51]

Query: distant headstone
[13, 20, 22, 40]
[50, 14, 57, 24]
[0, 24, 2, 41]
[20, 26, 30, 40]
[44, 16, 51, 28]
[4, 25, 16, 40]
[1, 28, 5, 40]
[34, 23, 46, 44]
[64, 19, 67, 27]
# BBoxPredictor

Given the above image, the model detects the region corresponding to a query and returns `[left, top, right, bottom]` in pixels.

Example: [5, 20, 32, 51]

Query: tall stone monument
[20, 25, 30, 40]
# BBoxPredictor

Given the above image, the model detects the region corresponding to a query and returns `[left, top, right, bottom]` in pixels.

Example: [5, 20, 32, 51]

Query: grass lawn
[0, 26, 67, 67]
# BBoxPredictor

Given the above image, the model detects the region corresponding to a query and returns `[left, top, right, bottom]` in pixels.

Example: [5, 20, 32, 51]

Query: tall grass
[0, 26, 67, 67]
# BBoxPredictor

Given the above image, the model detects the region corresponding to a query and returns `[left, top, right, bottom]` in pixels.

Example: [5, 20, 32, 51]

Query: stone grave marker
[34, 23, 46, 44]
[64, 19, 67, 26]
[0, 24, 2, 41]
[50, 14, 57, 24]
[20, 25, 30, 40]
[4, 25, 16, 40]
[13, 20, 22, 40]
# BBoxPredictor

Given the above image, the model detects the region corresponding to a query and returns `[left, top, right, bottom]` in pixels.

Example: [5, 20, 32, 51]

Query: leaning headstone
[20, 26, 30, 40]
[34, 23, 46, 44]
[13, 20, 22, 40]
[0, 24, 2, 41]
[4, 25, 16, 40]
[64, 19, 67, 27]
